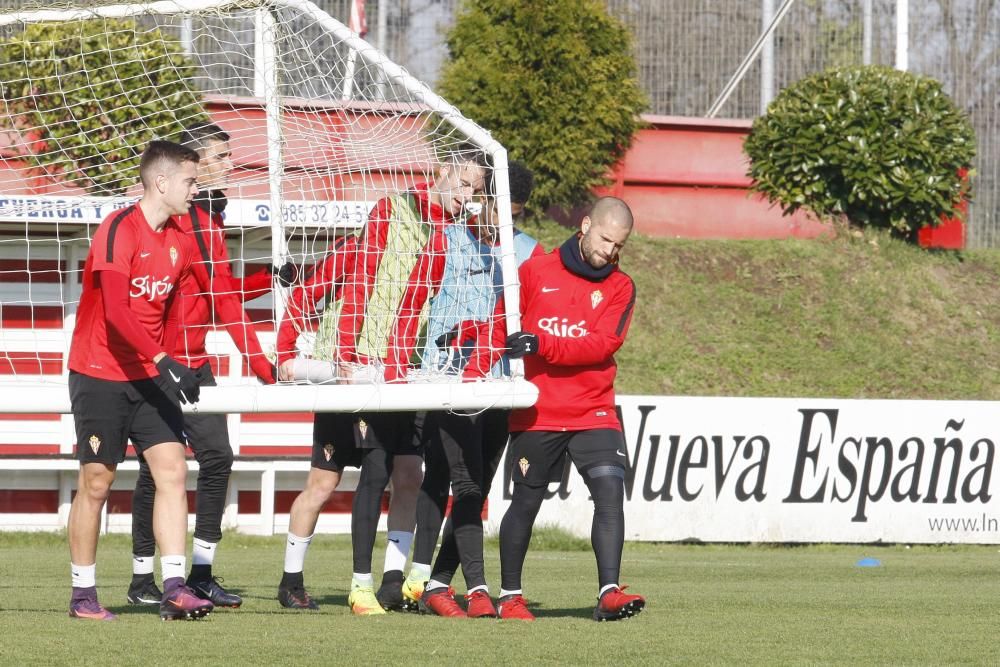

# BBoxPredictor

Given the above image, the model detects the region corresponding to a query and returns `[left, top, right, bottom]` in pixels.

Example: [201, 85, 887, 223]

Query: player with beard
[464, 196, 646, 622]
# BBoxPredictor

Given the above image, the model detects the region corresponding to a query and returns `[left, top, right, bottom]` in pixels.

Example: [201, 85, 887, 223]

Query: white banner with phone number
[0, 194, 373, 230]
[485, 395, 1000, 543]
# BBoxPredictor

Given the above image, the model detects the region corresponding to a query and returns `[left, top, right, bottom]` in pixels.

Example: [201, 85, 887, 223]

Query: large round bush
[744, 66, 975, 235]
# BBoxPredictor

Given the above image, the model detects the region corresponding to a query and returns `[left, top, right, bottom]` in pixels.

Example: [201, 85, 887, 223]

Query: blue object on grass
[856, 557, 882, 567]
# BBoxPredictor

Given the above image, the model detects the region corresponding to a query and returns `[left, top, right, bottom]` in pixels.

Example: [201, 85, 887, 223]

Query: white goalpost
[0, 0, 535, 413]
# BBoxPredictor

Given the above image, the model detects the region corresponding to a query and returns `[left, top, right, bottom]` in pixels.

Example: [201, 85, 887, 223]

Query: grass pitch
[2, 531, 1000, 665]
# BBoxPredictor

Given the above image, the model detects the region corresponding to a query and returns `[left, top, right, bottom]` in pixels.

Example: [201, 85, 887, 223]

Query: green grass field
[2, 531, 999, 665]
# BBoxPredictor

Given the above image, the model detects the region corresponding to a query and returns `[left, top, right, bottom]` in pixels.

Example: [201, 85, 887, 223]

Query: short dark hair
[508, 160, 534, 205]
[139, 140, 200, 186]
[178, 121, 230, 155]
[483, 160, 534, 205]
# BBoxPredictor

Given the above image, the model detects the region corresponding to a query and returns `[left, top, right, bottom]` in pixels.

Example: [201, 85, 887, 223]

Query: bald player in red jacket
[465, 196, 646, 623]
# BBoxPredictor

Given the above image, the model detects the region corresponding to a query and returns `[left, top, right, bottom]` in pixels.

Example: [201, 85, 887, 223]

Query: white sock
[383, 530, 412, 573]
[467, 584, 488, 595]
[351, 572, 373, 590]
[598, 583, 618, 598]
[132, 554, 154, 576]
[499, 588, 522, 598]
[283, 533, 313, 573]
[71, 563, 96, 589]
[161, 555, 186, 582]
[191, 538, 217, 567]
[407, 562, 431, 582]
[425, 578, 449, 592]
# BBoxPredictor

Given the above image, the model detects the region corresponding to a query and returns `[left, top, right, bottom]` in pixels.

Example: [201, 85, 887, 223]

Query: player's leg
[568, 429, 644, 622]
[67, 372, 129, 621]
[349, 412, 415, 616]
[403, 411, 449, 609]
[183, 412, 241, 607]
[349, 445, 393, 615]
[131, 379, 213, 621]
[497, 431, 567, 621]
[278, 412, 354, 610]
[375, 452, 421, 610]
[428, 409, 508, 596]
[423, 412, 489, 618]
[127, 453, 161, 605]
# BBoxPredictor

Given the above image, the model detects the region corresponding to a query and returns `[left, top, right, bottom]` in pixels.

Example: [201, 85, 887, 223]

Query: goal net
[0, 0, 533, 413]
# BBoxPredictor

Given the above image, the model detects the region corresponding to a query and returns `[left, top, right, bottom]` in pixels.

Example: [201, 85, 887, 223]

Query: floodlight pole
[862, 0, 873, 65]
[895, 0, 908, 71]
[760, 0, 775, 114]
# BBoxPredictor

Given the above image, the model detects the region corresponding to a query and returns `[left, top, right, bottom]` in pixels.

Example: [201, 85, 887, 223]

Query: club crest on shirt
[358, 419, 368, 440]
[88, 435, 101, 455]
[591, 290, 604, 309]
[169, 246, 178, 266]
[323, 443, 334, 462]
[519, 456, 530, 477]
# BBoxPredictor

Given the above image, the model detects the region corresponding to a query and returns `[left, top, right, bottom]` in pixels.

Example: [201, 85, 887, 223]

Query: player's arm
[236, 261, 298, 301]
[335, 199, 392, 363]
[190, 225, 275, 384]
[461, 296, 508, 379]
[275, 242, 347, 367]
[526, 277, 636, 366]
[235, 264, 274, 301]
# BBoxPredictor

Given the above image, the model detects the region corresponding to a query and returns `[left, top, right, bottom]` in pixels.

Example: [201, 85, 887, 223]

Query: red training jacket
[173, 202, 275, 383]
[275, 234, 357, 366]
[467, 243, 636, 432]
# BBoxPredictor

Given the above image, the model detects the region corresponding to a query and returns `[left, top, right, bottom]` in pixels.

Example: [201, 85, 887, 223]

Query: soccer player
[67, 141, 214, 621]
[468, 196, 646, 622]
[405, 161, 543, 618]
[273, 233, 426, 610]
[334, 144, 487, 615]
[127, 123, 280, 609]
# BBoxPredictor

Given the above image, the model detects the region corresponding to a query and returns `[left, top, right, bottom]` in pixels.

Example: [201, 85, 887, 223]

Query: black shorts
[311, 412, 364, 472]
[358, 411, 420, 457]
[508, 429, 628, 488]
[69, 371, 185, 465]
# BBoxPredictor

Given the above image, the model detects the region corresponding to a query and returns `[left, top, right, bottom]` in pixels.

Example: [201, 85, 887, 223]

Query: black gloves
[156, 356, 201, 404]
[436, 328, 460, 349]
[273, 261, 299, 287]
[505, 331, 539, 359]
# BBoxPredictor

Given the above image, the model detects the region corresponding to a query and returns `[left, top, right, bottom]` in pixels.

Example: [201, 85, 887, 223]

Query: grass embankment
[526, 219, 1000, 399]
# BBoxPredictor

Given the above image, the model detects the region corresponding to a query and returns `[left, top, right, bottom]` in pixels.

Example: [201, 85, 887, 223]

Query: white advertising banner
[485, 395, 1000, 543]
[0, 194, 372, 230]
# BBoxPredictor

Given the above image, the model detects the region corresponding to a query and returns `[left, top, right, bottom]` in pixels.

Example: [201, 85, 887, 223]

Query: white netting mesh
[0, 0, 533, 413]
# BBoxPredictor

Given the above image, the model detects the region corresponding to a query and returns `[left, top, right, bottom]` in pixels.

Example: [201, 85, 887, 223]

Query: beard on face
[580, 232, 608, 268]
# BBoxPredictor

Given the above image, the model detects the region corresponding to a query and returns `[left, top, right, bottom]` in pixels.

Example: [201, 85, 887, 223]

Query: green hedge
[0, 19, 207, 195]
[744, 66, 975, 235]
[437, 0, 647, 211]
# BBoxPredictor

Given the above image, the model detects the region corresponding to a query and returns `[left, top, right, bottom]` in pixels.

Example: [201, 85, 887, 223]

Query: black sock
[281, 571, 304, 588]
[499, 483, 546, 592]
[585, 473, 626, 590]
[131, 572, 154, 584]
[381, 569, 404, 586]
[188, 564, 212, 582]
